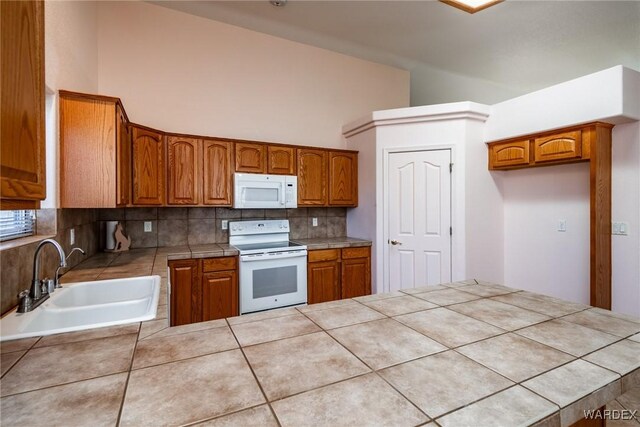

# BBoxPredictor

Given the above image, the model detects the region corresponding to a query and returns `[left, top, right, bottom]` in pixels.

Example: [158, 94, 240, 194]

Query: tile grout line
[0, 335, 41, 380]
[114, 322, 142, 426]
[224, 318, 283, 427]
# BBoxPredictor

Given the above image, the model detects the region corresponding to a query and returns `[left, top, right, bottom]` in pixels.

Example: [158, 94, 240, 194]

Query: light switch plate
[612, 222, 629, 236]
[144, 221, 152, 232]
[70, 228, 75, 245]
[312, 217, 318, 227]
[221, 220, 228, 230]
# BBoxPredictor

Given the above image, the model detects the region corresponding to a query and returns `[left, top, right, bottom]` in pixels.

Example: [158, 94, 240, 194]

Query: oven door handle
[240, 251, 307, 262]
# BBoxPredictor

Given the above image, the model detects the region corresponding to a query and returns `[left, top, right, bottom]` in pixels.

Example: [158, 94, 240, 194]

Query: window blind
[0, 210, 35, 241]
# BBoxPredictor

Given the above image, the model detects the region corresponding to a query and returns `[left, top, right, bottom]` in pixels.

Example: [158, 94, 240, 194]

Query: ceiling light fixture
[440, 0, 503, 14]
[269, 0, 287, 7]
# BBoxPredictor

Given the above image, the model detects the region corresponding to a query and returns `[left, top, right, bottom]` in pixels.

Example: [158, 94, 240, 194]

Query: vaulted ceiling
[152, 1, 640, 105]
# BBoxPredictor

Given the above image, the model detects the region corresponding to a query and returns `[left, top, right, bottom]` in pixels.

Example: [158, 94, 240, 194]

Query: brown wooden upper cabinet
[488, 140, 530, 170]
[297, 148, 328, 205]
[167, 136, 201, 205]
[1, 0, 46, 209]
[328, 151, 358, 206]
[203, 139, 233, 206]
[60, 92, 131, 208]
[268, 146, 296, 175]
[132, 126, 165, 205]
[235, 142, 267, 173]
[533, 131, 582, 163]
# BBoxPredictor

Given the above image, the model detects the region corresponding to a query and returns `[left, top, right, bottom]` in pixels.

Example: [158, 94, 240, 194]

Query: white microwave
[233, 173, 297, 209]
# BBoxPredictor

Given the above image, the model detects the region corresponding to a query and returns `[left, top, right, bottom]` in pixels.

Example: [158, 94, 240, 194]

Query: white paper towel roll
[105, 221, 118, 250]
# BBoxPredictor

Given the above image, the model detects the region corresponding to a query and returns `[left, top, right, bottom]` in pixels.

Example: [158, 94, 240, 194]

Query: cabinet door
[169, 259, 201, 326]
[268, 146, 296, 175]
[235, 142, 266, 173]
[202, 270, 238, 321]
[534, 131, 582, 163]
[341, 250, 371, 299]
[488, 140, 530, 170]
[308, 261, 341, 304]
[167, 136, 200, 205]
[297, 149, 327, 206]
[132, 126, 165, 205]
[328, 151, 357, 206]
[116, 105, 131, 207]
[1, 0, 46, 207]
[203, 139, 233, 206]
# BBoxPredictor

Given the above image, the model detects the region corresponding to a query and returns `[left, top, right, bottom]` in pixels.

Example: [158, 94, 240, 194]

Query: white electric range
[229, 220, 307, 314]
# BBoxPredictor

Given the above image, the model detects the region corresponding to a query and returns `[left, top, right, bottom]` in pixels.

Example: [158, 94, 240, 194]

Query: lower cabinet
[307, 247, 371, 304]
[169, 256, 238, 326]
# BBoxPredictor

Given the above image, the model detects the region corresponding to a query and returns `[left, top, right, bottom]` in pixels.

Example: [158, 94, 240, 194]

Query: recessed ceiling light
[440, 0, 504, 14]
[269, 0, 287, 7]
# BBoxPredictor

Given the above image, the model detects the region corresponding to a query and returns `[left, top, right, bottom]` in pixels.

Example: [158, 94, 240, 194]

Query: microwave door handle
[241, 188, 247, 205]
[280, 182, 285, 205]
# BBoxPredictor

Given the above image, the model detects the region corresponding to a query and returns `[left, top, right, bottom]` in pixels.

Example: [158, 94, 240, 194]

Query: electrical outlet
[222, 220, 228, 230]
[70, 228, 75, 245]
[144, 221, 152, 232]
[312, 217, 318, 227]
[558, 220, 567, 232]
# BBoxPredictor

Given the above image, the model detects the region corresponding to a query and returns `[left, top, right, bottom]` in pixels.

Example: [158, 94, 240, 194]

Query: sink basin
[0, 276, 160, 341]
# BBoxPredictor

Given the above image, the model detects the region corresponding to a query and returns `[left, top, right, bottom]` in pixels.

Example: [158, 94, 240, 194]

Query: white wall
[43, 1, 99, 208]
[96, 1, 409, 149]
[611, 122, 640, 317]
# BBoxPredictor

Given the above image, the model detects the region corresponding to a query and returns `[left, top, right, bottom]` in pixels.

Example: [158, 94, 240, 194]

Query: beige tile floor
[2, 251, 639, 427]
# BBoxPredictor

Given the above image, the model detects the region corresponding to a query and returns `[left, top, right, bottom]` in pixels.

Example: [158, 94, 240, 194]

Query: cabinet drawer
[488, 140, 530, 169]
[202, 257, 237, 272]
[533, 131, 582, 163]
[342, 247, 370, 260]
[308, 249, 340, 263]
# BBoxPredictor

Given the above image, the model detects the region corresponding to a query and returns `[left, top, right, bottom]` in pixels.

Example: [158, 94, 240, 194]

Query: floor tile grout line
[179, 402, 272, 427]
[138, 320, 226, 342]
[224, 318, 283, 427]
[115, 322, 143, 426]
[0, 348, 32, 380]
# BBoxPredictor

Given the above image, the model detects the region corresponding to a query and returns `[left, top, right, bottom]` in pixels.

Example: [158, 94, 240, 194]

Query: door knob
[389, 239, 402, 246]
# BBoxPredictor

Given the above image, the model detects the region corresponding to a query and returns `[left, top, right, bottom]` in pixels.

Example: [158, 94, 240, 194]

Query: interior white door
[387, 150, 451, 291]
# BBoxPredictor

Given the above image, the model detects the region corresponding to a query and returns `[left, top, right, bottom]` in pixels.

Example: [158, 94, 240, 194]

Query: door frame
[382, 145, 461, 292]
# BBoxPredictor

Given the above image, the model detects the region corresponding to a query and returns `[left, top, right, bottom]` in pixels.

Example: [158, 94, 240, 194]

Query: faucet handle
[17, 290, 32, 313]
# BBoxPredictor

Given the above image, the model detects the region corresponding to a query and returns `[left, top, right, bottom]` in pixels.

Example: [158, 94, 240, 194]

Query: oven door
[239, 251, 307, 314]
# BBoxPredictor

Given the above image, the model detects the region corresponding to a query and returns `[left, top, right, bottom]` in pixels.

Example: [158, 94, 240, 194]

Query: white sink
[0, 276, 160, 341]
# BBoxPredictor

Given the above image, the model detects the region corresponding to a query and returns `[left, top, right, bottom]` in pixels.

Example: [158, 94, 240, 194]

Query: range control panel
[229, 220, 290, 236]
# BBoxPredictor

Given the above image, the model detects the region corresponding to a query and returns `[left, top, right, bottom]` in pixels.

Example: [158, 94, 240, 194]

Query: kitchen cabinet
[60, 92, 131, 208]
[533, 130, 582, 163]
[170, 256, 238, 326]
[297, 148, 328, 206]
[1, 0, 46, 209]
[132, 126, 165, 205]
[328, 151, 358, 206]
[235, 142, 267, 173]
[203, 139, 233, 206]
[169, 259, 201, 326]
[167, 136, 201, 205]
[488, 139, 530, 170]
[307, 247, 371, 304]
[268, 146, 296, 175]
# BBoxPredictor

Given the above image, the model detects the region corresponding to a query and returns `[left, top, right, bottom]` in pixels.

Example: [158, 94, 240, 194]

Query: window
[0, 210, 35, 241]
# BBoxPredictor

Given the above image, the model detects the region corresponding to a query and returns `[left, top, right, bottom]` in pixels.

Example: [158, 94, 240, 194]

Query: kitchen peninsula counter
[1, 267, 638, 426]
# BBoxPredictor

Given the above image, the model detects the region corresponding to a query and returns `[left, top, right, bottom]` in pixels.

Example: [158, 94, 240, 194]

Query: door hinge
[449, 163, 453, 173]
[449, 227, 453, 236]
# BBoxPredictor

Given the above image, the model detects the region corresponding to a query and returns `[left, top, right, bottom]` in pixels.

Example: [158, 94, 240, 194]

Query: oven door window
[253, 265, 298, 298]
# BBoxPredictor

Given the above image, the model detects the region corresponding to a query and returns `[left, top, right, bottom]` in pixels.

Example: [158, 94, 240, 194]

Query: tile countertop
[1, 279, 639, 426]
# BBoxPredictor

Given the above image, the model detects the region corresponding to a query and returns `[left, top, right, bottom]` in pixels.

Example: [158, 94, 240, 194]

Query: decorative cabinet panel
[328, 151, 358, 206]
[307, 247, 371, 305]
[132, 126, 165, 205]
[167, 136, 201, 205]
[116, 105, 131, 206]
[268, 146, 296, 175]
[169, 259, 201, 326]
[60, 93, 130, 208]
[297, 149, 328, 205]
[488, 140, 530, 170]
[1, 0, 46, 208]
[170, 257, 238, 326]
[203, 139, 233, 206]
[235, 142, 267, 173]
[534, 131, 582, 163]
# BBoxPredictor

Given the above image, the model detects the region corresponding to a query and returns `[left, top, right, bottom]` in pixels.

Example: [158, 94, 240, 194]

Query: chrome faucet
[55, 247, 86, 288]
[17, 239, 68, 313]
